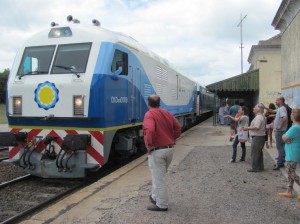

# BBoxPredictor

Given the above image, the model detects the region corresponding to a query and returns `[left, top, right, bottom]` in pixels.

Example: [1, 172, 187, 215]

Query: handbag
[238, 130, 248, 143]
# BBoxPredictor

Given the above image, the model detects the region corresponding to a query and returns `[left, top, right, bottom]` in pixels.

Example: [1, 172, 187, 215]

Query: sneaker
[239, 158, 245, 162]
[147, 204, 168, 212]
[273, 164, 285, 170]
[273, 166, 281, 170]
[228, 159, 235, 163]
[279, 192, 293, 198]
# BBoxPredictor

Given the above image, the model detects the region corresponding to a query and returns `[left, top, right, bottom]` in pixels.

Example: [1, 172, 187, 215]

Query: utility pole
[237, 13, 247, 74]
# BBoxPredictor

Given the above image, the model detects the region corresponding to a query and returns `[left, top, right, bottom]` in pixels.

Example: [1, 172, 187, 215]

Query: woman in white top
[243, 104, 266, 172]
[225, 106, 249, 163]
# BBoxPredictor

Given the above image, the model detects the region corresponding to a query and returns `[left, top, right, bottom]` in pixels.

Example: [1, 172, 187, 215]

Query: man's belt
[152, 145, 174, 151]
[251, 135, 265, 138]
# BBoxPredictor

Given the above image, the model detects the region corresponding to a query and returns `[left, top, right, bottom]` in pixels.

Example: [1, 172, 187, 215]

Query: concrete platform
[21, 118, 300, 224]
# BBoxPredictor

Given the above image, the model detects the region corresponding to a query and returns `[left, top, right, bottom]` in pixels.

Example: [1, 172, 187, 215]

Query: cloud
[0, 0, 281, 85]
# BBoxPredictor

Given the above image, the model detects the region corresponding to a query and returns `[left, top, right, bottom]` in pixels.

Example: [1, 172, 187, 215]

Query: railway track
[0, 151, 144, 224]
[0, 172, 90, 224]
[0, 174, 31, 190]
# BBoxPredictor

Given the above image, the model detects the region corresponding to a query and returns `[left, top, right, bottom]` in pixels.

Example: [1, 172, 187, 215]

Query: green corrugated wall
[206, 69, 259, 92]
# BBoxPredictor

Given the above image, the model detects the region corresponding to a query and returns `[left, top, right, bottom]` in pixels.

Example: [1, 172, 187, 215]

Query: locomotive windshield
[17, 43, 92, 78]
[51, 43, 92, 74]
[17, 45, 55, 77]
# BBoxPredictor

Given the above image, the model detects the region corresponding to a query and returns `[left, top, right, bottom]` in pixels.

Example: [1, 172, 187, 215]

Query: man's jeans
[274, 130, 285, 166]
[148, 148, 174, 209]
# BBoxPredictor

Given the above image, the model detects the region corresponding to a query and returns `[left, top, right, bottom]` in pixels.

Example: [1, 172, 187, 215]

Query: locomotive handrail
[65, 151, 75, 171]
[56, 147, 64, 172]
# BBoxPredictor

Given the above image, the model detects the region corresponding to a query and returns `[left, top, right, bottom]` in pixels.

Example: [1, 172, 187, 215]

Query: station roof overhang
[206, 69, 259, 98]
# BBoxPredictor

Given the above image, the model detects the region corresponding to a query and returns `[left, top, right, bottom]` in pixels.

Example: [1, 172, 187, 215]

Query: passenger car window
[17, 45, 55, 77]
[111, 49, 128, 75]
[51, 43, 92, 74]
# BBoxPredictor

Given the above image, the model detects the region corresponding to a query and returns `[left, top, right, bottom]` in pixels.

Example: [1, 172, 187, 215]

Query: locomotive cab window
[111, 49, 128, 75]
[51, 43, 92, 74]
[17, 45, 55, 77]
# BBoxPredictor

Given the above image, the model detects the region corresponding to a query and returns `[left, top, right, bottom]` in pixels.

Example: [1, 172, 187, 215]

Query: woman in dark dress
[265, 103, 276, 148]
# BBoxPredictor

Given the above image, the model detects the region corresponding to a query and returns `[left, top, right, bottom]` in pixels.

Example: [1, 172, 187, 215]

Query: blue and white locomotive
[3, 16, 214, 178]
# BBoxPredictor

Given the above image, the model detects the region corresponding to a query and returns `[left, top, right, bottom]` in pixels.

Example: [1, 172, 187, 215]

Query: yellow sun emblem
[34, 81, 59, 110]
[39, 86, 55, 105]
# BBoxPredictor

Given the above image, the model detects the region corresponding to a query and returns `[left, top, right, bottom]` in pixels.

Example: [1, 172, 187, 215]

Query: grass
[0, 104, 7, 124]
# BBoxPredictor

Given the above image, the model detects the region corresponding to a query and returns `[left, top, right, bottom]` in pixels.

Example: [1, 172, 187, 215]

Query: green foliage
[0, 69, 9, 104]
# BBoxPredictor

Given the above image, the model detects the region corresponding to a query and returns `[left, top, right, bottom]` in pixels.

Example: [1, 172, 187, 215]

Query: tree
[0, 69, 10, 104]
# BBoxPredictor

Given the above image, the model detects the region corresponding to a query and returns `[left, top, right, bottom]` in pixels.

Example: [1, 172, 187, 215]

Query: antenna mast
[237, 13, 247, 74]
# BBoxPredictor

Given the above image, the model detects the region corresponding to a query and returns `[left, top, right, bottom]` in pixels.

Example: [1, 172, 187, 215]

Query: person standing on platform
[278, 108, 300, 199]
[226, 103, 230, 125]
[265, 103, 276, 148]
[225, 106, 249, 163]
[143, 95, 181, 212]
[229, 100, 241, 141]
[264, 96, 288, 170]
[218, 103, 227, 125]
[243, 104, 266, 172]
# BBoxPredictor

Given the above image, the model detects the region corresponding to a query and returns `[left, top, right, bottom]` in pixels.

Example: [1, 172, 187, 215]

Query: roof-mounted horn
[92, 19, 101, 26]
[67, 15, 80, 23]
[50, 22, 59, 27]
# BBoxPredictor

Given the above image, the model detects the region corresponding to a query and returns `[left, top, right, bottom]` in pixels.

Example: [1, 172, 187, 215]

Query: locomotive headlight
[54, 30, 61, 37]
[13, 96, 22, 115]
[73, 95, 84, 116]
[48, 27, 72, 38]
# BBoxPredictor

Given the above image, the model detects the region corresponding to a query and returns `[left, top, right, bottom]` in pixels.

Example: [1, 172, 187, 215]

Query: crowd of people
[223, 96, 300, 200]
[142, 94, 300, 212]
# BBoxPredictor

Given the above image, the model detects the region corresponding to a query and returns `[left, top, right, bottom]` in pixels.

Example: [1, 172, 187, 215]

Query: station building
[206, 35, 281, 118]
[272, 0, 300, 108]
[207, 0, 300, 111]
[247, 34, 281, 107]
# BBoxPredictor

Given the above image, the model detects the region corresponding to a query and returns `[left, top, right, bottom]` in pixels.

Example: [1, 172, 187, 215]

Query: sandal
[279, 192, 293, 198]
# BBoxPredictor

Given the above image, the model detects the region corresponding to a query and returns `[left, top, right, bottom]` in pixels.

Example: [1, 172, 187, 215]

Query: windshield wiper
[54, 65, 80, 78]
[18, 71, 48, 80]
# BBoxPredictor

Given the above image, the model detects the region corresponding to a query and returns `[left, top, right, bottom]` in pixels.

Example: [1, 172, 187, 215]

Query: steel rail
[0, 174, 32, 190]
[0, 180, 86, 224]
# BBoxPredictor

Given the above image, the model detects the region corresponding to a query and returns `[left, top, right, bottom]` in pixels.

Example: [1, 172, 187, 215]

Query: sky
[0, 0, 282, 86]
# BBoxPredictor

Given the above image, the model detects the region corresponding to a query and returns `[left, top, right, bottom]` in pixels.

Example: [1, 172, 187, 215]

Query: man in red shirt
[143, 95, 181, 211]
